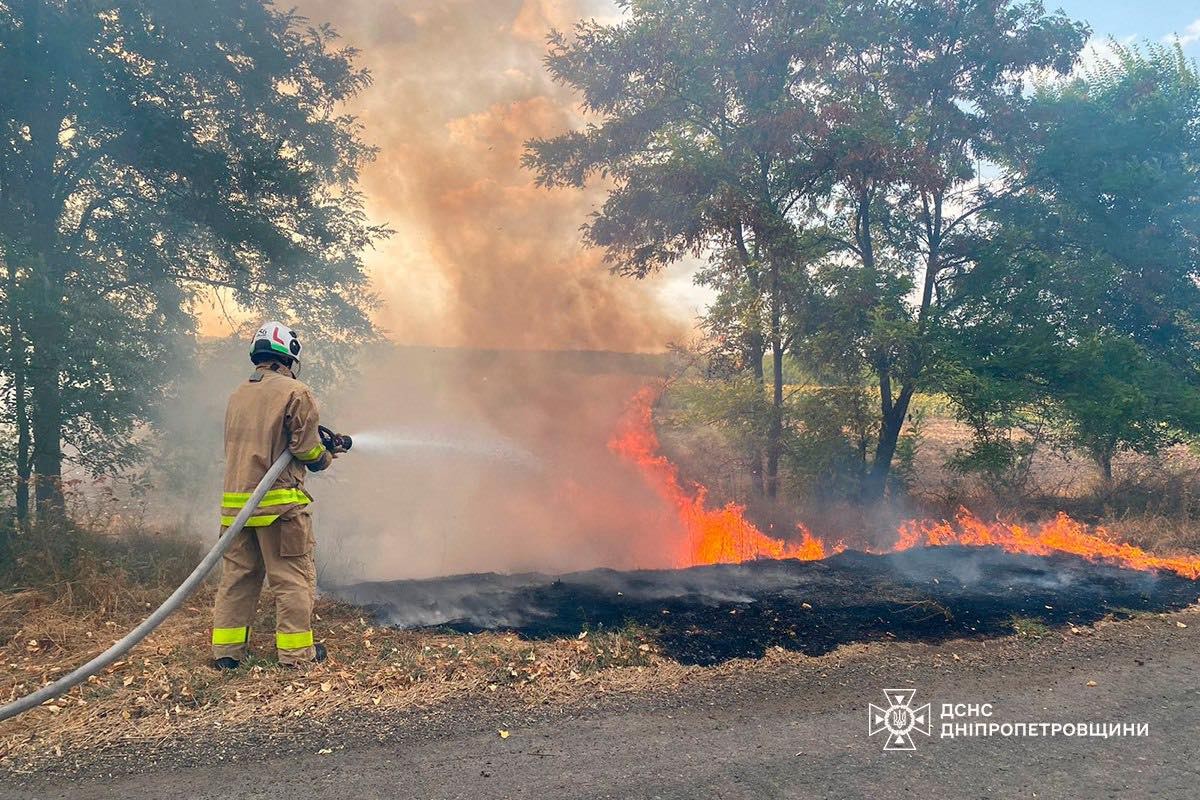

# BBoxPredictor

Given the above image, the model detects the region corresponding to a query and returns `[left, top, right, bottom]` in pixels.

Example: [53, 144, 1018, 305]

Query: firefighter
[210, 322, 335, 670]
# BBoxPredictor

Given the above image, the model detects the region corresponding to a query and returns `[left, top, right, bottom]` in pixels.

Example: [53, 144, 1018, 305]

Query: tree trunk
[3, 255, 32, 524]
[765, 263, 784, 500]
[14, 372, 31, 526]
[22, 17, 69, 519]
[766, 337, 783, 499]
[26, 208, 68, 520]
[28, 321, 65, 515]
[862, 190, 944, 502]
[1097, 446, 1114, 484]
[747, 329, 766, 498]
[864, 384, 915, 502]
[735, 223, 767, 499]
[27, 280, 66, 518]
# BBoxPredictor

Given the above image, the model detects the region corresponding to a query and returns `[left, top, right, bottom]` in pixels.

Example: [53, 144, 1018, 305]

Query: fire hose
[0, 428, 352, 723]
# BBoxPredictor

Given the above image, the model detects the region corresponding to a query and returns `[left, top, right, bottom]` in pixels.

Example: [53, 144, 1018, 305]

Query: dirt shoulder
[4, 603, 1198, 799]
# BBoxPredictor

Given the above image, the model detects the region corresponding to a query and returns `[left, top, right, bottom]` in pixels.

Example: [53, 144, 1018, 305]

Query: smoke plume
[292, 0, 693, 351]
[311, 348, 685, 582]
[171, 2, 706, 583]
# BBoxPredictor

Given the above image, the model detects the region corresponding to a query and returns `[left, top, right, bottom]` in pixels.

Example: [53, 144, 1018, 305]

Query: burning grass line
[612, 389, 1200, 580]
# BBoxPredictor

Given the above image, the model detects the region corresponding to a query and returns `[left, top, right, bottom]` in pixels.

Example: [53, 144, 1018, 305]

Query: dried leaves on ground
[0, 586, 671, 773]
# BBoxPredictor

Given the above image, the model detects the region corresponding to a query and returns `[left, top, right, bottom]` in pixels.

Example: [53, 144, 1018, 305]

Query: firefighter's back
[224, 365, 311, 495]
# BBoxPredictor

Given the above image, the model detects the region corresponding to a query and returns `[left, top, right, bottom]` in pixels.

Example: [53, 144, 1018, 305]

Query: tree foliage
[940, 44, 1200, 480]
[527, 0, 1088, 501]
[526, 0, 840, 498]
[0, 0, 386, 518]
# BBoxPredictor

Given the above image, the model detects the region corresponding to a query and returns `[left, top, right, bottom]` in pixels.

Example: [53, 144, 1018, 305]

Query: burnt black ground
[336, 546, 1200, 664]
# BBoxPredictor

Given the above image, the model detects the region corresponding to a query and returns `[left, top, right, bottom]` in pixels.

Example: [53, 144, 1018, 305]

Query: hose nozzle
[318, 425, 353, 454]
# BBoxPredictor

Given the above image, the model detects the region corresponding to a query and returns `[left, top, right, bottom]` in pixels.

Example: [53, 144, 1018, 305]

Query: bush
[946, 435, 1039, 497]
[0, 518, 204, 613]
[784, 386, 875, 501]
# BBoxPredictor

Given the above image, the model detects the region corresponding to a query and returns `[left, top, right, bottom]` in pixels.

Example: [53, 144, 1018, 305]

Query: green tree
[0, 249, 31, 524]
[798, 0, 1085, 500]
[940, 45, 1200, 482]
[0, 0, 386, 519]
[528, 0, 1085, 502]
[525, 0, 840, 499]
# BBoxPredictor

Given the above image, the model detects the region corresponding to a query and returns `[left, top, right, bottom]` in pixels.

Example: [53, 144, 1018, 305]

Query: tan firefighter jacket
[219, 362, 333, 528]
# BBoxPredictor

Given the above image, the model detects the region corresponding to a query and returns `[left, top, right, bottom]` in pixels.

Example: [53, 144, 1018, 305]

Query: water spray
[350, 427, 539, 468]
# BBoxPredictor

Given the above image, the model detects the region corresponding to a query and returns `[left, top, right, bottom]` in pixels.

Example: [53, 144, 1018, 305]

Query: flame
[611, 388, 1200, 580]
[609, 388, 838, 567]
[897, 510, 1200, 579]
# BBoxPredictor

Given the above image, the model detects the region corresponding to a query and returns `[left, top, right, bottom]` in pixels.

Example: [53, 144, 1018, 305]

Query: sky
[1055, 1, 1200, 53]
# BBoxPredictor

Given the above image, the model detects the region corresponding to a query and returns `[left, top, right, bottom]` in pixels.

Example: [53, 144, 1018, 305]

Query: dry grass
[893, 408, 1200, 556]
[0, 578, 677, 774]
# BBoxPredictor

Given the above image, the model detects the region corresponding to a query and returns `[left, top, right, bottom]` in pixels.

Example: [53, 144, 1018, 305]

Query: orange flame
[609, 388, 837, 567]
[611, 388, 1200, 579]
[896, 510, 1200, 579]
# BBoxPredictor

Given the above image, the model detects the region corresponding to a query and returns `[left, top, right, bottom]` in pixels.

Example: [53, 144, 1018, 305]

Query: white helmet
[250, 321, 302, 365]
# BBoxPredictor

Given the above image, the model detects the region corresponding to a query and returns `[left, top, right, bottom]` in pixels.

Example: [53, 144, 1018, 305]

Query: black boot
[213, 657, 240, 671]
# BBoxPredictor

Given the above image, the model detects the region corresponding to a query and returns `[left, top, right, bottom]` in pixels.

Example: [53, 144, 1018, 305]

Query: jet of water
[349, 428, 540, 469]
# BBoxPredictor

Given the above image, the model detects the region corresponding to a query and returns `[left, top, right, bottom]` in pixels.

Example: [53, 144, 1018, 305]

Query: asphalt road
[6, 608, 1198, 800]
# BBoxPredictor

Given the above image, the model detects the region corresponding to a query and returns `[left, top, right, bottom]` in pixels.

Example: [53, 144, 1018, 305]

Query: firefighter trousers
[211, 510, 317, 665]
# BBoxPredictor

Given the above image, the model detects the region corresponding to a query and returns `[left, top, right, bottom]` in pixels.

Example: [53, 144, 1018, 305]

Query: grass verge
[0, 527, 671, 773]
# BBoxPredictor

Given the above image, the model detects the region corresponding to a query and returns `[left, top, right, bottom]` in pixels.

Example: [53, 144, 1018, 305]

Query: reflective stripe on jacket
[220, 362, 329, 527]
[219, 487, 313, 527]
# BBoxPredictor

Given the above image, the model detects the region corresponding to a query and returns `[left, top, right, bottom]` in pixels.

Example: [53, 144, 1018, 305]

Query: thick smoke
[292, 0, 694, 351]
[310, 348, 687, 582]
[167, 2, 704, 583]
[280, 0, 701, 581]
